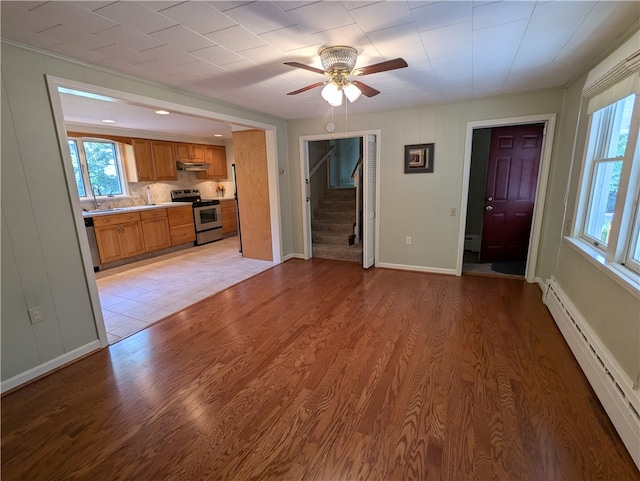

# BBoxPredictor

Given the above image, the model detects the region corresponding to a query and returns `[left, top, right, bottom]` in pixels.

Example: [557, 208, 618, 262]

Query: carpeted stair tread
[312, 243, 362, 262]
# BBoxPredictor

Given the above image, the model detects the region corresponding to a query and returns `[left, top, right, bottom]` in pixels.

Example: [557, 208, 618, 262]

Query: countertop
[82, 202, 192, 218]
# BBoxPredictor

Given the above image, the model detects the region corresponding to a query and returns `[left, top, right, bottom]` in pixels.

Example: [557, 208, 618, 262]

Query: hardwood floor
[2, 259, 638, 480]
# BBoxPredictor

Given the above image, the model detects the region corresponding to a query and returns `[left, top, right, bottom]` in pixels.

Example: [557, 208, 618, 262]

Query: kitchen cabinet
[94, 212, 145, 264]
[167, 205, 196, 246]
[131, 139, 155, 181]
[197, 145, 227, 180]
[176, 143, 204, 163]
[140, 209, 171, 252]
[129, 139, 177, 181]
[151, 140, 178, 180]
[220, 199, 237, 236]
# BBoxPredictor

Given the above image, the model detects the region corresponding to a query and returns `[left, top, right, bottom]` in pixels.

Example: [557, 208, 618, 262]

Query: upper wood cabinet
[131, 139, 155, 181]
[197, 145, 227, 180]
[176, 143, 204, 163]
[130, 139, 178, 181]
[150, 140, 177, 180]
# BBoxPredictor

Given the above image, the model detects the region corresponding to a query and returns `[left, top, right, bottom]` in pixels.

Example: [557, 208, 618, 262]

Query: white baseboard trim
[283, 253, 305, 261]
[543, 278, 640, 470]
[464, 234, 480, 252]
[535, 276, 547, 293]
[1, 340, 102, 394]
[376, 262, 457, 276]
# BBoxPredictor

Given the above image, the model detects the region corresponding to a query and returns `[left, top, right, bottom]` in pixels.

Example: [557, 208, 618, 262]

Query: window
[68, 138, 127, 198]
[574, 82, 640, 281]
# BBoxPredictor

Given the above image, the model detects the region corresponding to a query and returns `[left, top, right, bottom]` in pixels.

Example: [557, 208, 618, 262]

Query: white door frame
[45, 75, 283, 347]
[299, 130, 381, 263]
[456, 114, 557, 283]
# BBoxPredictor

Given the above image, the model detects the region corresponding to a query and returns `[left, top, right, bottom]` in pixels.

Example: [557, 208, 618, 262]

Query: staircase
[312, 188, 362, 263]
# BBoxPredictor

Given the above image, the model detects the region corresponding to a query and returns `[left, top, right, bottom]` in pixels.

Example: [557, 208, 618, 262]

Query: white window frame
[572, 79, 640, 290]
[68, 136, 129, 199]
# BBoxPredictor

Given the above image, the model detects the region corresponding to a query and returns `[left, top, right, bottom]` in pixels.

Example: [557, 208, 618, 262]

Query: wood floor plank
[2, 259, 638, 480]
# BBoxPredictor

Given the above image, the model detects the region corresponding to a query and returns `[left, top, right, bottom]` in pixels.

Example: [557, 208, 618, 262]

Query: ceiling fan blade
[287, 82, 326, 96]
[284, 61, 326, 76]
[354, 58, 408, 76]
[352, 81, 380, 98]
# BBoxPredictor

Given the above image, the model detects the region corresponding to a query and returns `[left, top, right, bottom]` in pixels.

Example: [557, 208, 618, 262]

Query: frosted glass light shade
[320, 46, 358, 72]
[343, 83, 362, 103]
[321, 81, 343, 106]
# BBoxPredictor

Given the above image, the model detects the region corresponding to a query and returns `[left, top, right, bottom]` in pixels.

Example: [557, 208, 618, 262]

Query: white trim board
[377, 262, 457, 276]
[544, 277, 640, 470]
[1, 341, 102, 394]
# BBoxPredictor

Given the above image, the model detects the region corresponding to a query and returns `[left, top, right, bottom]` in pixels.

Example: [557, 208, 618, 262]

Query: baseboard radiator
[544, 278, 640, 470]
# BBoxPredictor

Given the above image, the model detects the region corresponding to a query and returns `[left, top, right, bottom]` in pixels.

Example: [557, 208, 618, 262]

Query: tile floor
[95, 237, 275, 344]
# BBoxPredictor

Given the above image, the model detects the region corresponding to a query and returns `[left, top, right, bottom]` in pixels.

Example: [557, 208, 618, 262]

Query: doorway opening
[457, 114, 557, 282]
[300, 131, 379, 268]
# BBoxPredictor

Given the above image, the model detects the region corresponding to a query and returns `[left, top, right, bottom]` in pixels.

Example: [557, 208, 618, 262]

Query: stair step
[318, 198, 356, 209]
[313, 208, 355, 221]
[324, 188, 355, 198]
[312, 219, 353, 233]
[312, 231, 353, 246]
[313, 243, 362, 263]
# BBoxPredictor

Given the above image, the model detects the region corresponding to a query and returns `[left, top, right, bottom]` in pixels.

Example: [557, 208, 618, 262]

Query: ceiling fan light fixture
[320, 46, 358, 73]
[343, 82, 362, 103]
[321, 81, 343, 106]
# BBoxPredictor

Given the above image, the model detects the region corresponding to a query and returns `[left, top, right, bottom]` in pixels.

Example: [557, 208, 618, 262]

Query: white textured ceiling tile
[275, 1, 321, 11]
[528, 1, 595, 28]
[260, 24, 319, 52]
[95, 57, 148, 76]
[313, 24, 368, 50]
[510, 25, 574, 72]
[347, 1, 413, 33]
[189, 45, 245, 65]
[47, 42, 110, 63]
[205, 25, 266, 51]
[160, 2, 237, 35]
[138, 45, 200, 66]
[133, 58, 196, 76]
[431, 56, 472, 80]
[366, 23, 425, 59]
[240, 44, 287, 64]
[412, 1, 473, 32]
[37, 24, 113, 51]
[420, 22, 472, 61]
[93, 2, 178, 35]
[92, 44, 155, 64]
[223, 1, 295, 35]
[472, 20, 527, 59]
[149, 25, 216, 52]
[179, 60, 226, 76]
[71, 1, 130, 12]
[285, 2, 355, 34]
[94, 26, 164, 52]
[0, 4, 61, 33]
[30, 2, 118, 34]
[0, 24, 62, 49]
[141, 2, 186, 12]
[220, 59, 259, 73]
[472, 1, 535, 31]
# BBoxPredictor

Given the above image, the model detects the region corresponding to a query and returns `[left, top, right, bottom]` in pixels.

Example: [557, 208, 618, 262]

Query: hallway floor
[95, 237, 275, 343]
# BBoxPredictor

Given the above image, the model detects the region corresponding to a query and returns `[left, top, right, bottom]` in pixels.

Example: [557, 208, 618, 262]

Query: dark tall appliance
[232, 163, 243, 253]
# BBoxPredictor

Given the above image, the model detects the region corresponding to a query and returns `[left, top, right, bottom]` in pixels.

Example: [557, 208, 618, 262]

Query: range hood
[176, 161, 211, 171]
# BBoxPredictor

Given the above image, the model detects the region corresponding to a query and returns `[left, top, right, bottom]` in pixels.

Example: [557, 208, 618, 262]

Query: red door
[479, 124, 544, 263]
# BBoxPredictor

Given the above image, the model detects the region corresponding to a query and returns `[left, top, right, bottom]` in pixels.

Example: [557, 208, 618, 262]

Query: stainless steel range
[170, 189, 223, 245]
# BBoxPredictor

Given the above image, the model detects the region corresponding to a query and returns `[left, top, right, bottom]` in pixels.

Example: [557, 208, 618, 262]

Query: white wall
[1, 42, 290, 385]
[287, 91, 565, 271]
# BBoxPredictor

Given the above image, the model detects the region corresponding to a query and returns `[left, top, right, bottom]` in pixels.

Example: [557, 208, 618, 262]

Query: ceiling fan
[284, 46, 408, 106]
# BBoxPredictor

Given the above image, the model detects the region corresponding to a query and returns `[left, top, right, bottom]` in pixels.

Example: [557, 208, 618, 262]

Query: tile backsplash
[80, 171, 234, 210]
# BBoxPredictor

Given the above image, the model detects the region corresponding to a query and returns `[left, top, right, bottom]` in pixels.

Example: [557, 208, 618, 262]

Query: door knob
[486, 205, 494, 211]
[487, 196, 493, 202]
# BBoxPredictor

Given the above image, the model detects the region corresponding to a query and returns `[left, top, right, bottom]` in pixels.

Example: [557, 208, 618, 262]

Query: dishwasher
[84, 217, 100, 271]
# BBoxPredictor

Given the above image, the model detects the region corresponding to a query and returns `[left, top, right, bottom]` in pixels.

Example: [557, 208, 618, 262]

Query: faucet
[92, 186, 102, 210]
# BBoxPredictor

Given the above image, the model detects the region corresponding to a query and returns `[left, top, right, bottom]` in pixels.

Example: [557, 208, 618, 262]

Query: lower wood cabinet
[140, 209, 171, 252]
[167, 205, 196, 246]
[220, 199, 237, 235]
[94, 212, 145, 264]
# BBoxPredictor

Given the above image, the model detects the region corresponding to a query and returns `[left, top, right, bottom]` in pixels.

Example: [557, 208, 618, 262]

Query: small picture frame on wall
[404, 143, 434, 173]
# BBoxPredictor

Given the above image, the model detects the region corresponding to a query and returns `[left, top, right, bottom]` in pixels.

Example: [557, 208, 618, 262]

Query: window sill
[565, 237, 640, 299]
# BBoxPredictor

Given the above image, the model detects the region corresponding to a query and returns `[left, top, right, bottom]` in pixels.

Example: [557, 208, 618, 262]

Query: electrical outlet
[406, 236, 412, 245]
[450, 208, 456, 217]
[28, 306, 44, 324]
